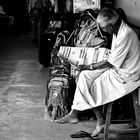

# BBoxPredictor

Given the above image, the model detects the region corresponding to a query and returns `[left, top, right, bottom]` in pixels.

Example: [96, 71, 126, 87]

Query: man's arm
[91, 60, 113, 70]
[78, 60, 112, 71]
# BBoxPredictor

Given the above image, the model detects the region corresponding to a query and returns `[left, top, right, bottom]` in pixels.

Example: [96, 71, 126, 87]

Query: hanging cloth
[66, 0, 73, 13]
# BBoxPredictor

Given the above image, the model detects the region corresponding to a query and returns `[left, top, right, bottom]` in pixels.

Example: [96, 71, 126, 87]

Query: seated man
[55, 8, 140, 137]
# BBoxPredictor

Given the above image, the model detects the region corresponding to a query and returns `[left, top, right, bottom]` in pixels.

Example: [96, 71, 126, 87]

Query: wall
[115, 0, 140, 27]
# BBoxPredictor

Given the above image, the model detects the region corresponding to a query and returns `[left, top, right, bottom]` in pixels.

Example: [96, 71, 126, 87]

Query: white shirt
[108, 21, 140, 83]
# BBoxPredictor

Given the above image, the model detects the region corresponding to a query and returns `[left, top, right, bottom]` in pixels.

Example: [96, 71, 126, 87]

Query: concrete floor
[0, 33, 139, 140]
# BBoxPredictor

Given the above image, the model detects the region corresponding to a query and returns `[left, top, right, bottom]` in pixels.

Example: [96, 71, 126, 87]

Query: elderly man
[55, 8, 140, 137]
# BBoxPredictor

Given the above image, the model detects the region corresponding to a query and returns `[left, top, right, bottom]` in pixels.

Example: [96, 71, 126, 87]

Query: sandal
[70, 131, 95, 139]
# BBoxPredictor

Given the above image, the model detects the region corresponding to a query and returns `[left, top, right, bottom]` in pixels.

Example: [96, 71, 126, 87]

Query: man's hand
[77, 64, 91, 71]
[59, 55, 69, 64]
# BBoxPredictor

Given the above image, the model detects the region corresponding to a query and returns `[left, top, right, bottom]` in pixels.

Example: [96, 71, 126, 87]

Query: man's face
[99, 23, 114, 35]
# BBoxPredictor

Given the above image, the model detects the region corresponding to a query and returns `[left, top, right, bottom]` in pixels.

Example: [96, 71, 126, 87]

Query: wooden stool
[104, 88, 140, 140]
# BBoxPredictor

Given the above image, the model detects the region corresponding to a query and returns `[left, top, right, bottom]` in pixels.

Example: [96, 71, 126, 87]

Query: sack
[45, 74, 71, 120]
[75, 28, 105, 48]
[57, 46, 110, 78]
[73, 9, 107, 48]
[58, 47, 110, 66]
[50, 30, 70, 66]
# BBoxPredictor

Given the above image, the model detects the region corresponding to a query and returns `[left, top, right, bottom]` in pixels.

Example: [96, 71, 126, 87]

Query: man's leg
[91, 107, 105, 137]
[55, 109, 79, 124]
[55, 70, 103, 124]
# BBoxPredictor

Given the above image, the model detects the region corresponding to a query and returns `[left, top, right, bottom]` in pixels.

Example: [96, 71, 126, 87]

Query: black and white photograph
[0, 0, 140, 140]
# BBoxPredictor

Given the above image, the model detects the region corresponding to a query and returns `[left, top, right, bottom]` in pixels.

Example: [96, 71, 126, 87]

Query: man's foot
[55, 114, 79, 124]
[91, 125, 104, 137]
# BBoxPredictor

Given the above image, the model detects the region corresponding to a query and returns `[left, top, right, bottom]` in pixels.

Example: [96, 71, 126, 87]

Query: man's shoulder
[119, 21, 138, 41]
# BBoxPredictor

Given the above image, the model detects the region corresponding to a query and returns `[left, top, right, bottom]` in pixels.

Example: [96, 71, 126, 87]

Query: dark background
[0, 0, 29, 33]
